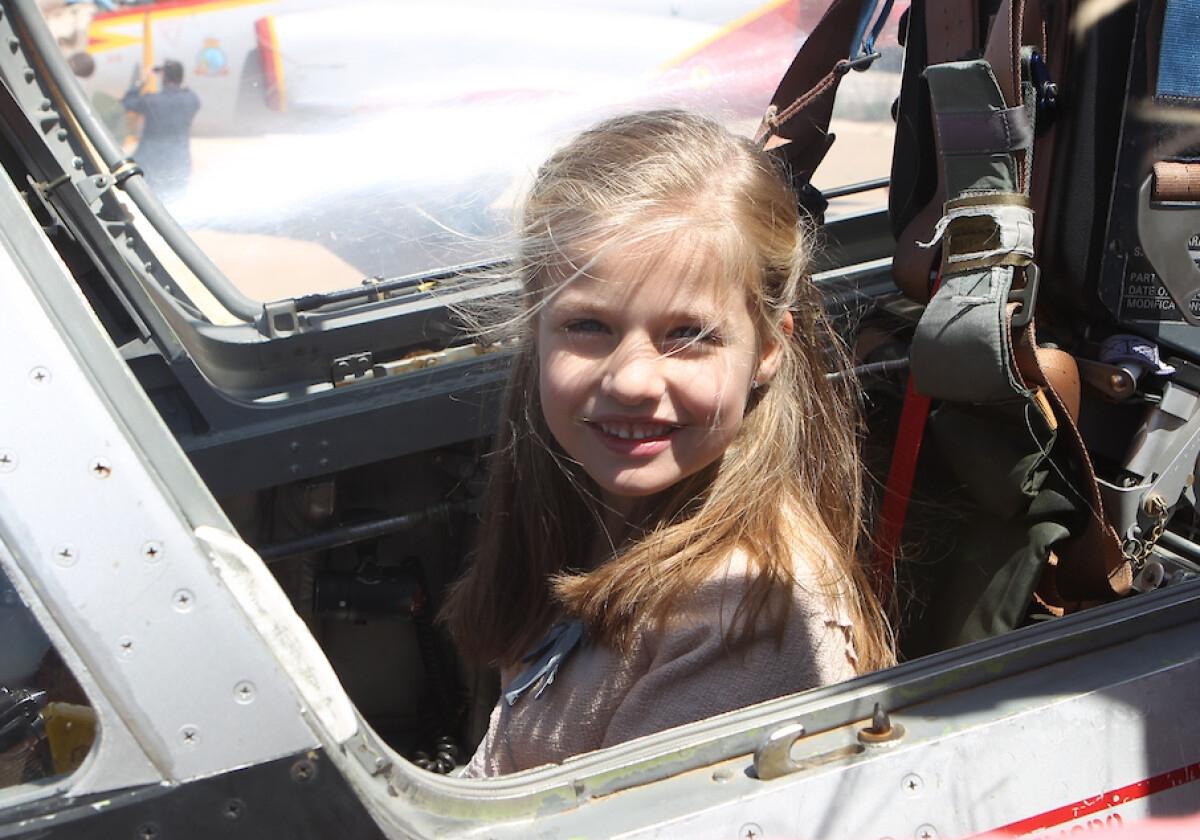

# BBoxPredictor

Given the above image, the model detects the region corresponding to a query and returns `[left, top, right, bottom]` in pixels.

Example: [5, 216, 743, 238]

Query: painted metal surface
[0, 748, 387, 839]
[480, 608, 1200, 839]
[0, 160, 321, 789]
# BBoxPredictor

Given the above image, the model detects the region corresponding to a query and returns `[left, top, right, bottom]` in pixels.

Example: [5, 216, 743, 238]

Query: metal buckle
[1009, 263, 1040, 329]
[836, 52, 881, 75]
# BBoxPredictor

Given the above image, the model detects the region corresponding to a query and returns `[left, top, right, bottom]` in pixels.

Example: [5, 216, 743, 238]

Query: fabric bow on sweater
[504, 620, 586, 706]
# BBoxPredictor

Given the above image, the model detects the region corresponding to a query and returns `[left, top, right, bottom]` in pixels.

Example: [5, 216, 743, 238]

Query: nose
[601, 336, 667, 405]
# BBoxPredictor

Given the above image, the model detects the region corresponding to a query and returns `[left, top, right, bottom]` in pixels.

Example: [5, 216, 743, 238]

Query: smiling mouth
[591, 421, 680, 441]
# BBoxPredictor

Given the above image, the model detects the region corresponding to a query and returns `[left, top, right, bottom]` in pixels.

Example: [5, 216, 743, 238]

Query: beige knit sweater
[464, 549, 858, 777]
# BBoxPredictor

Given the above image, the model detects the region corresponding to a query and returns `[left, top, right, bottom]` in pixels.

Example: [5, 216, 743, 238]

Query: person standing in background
[66, 52, 128, 144]
[122, 58, 200, 201]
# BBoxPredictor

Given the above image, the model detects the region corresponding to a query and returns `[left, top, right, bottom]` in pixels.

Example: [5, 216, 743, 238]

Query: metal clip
[752, 721, 805, 781]
[1009, 263, 1040, 329]
[836, 52, 882, 75]
[262, 299, 299, 338]
[1136, 174, 1200, 326]
[331, 352, 374, 387]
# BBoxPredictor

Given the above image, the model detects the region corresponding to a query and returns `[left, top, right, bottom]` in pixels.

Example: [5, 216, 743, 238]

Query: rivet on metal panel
[172, 589, 194, 612]
[223, 798, 245, 821]
[55, 128, 67, 141]
[739, 823, 764, 840]
[234, 681, 256, 704]
[143, 541, 164, 563]
[89, 458, 112, 478]
[117, 637, 135, 658]
[53, 545, 77, 567]
[290, 756, 317, 784]
[70, 156, 83, 170]
[29, 366, 49, 385]
[0, 450, 16, 473]
[902, 773, 924, 796]
[915, 825, 938, 840]
[180, 725, 199, 745]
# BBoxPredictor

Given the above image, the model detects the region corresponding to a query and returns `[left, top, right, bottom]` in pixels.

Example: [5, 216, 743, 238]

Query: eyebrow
[546, 295, 724, 326]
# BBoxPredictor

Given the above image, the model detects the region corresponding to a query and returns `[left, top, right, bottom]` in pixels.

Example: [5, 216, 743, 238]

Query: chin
[595, 473, 681, 501]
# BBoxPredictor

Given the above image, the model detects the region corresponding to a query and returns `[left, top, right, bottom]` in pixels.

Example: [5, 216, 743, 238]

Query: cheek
[539, 348, 588, 405]
[674, 358, 755, 426]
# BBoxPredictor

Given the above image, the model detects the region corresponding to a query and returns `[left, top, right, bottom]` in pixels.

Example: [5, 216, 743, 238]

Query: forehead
[544, 236, 746, 317]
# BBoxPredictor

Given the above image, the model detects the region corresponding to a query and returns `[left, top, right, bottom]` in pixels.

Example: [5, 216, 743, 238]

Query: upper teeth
[599, 422, 672, 440]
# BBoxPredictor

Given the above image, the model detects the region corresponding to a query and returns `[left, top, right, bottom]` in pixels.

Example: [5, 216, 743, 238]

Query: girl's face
[536, 243, 781, 513]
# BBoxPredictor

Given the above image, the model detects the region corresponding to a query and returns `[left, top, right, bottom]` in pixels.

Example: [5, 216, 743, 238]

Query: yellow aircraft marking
[88, 0, 275, 54]
[658, 0, 794, 70]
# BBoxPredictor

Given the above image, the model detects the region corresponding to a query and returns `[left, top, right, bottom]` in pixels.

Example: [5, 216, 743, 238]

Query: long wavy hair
[441, 110, 894, 672]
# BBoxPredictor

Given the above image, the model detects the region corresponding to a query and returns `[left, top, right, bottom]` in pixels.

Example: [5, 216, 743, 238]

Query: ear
[754, 311, 793, 387]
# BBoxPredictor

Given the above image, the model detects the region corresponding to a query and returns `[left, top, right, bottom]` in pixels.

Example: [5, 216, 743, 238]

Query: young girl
[441, 109, 894, 777]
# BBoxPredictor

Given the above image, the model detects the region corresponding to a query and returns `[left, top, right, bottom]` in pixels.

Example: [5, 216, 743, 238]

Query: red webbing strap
[873, 368, 933, 596]
[873, 272, 943, 596]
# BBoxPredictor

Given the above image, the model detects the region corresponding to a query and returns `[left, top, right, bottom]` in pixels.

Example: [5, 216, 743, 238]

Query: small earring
[750, 379, 763, 390]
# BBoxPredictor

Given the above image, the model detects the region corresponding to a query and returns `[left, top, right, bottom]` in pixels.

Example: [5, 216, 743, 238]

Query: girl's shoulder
[680, 542, 855, 628]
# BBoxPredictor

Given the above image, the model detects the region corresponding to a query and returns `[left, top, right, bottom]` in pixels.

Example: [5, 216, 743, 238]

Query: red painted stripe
[254, 16, 286, 112]
[975, 760, 1200, 837]
[94, 0, 264, 22]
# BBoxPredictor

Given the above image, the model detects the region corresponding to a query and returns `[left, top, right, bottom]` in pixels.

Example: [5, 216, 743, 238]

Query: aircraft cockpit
[2, 0, 1200, 836]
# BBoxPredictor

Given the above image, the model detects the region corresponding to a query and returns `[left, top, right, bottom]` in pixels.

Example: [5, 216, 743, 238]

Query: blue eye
[563, 318, 607, 334]
[665, 325, 721, 349]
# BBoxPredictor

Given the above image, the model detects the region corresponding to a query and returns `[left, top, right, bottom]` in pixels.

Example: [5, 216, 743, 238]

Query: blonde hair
[441, 109, 894, 672]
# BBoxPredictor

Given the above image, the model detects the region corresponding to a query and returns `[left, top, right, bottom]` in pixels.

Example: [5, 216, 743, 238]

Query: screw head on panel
[142, 541, 163, 563]
[53, 545, 77, 567]
[915, 825, 938, 840]
[180, 725, 199, 745]
[223, 798, 245, 821]
[29, 366, 50, 385]
[0, 450, 16, 473]
[903, 773, 924, 796]
[739, 824, 764, 840]
[234, 681, 256, 705]
[290, 757, 317, 783]
[89, 458, 112, 478]
[172, 589, 194, 612]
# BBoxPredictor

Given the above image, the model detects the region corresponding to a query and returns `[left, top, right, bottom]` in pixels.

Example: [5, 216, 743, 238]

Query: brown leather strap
[1028, 0, 1066, 254]
[927, 0, 980, 63]
[983, 0, 1023, 109]
[754, 0, 873, 179]
[1014, 325, 1131, 603]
